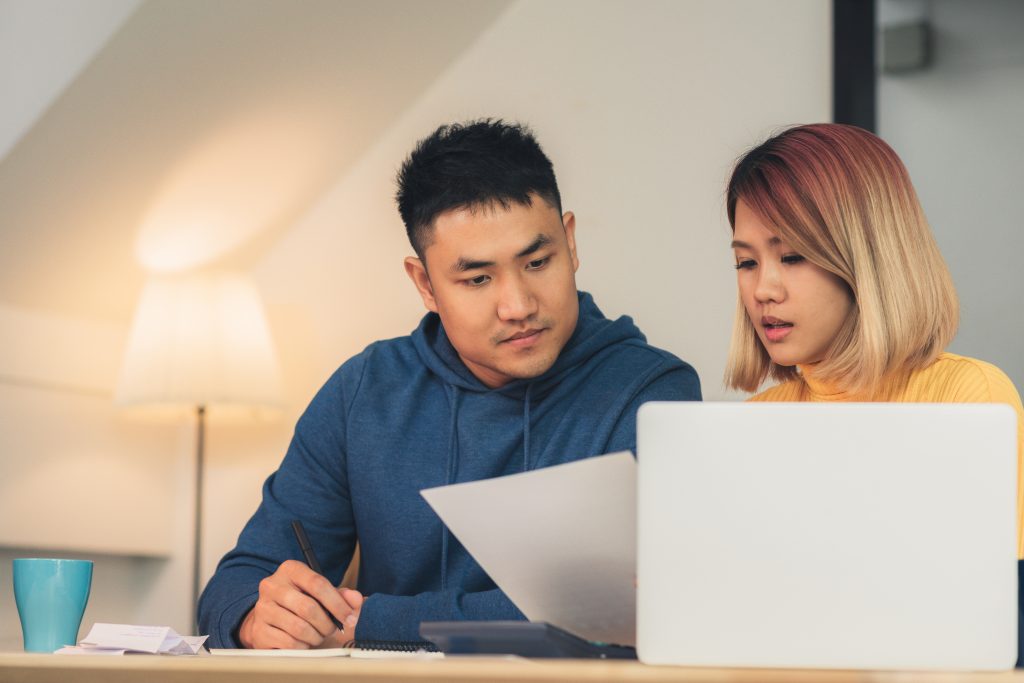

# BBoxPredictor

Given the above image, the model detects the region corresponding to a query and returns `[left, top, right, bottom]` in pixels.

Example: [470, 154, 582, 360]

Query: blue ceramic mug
[13, 558, 93, 652]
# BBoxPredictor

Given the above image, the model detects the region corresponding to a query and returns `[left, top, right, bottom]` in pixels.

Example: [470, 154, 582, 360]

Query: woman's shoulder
[909, 352, 1022, 404]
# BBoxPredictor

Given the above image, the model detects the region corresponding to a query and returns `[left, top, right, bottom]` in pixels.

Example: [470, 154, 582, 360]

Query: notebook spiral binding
[344, 639, 440, 653]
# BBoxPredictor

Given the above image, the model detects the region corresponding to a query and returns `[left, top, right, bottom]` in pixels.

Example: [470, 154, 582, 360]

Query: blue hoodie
[199, 291, 700, 646]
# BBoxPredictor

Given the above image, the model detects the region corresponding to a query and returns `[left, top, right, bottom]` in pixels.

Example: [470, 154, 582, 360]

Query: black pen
[291, 519, 345, 634]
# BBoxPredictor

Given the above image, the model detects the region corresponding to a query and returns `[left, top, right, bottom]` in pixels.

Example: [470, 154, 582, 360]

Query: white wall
[878, 0, 1024, 392]
[253, 0, 832, 402]
[0, 304, 193, 647]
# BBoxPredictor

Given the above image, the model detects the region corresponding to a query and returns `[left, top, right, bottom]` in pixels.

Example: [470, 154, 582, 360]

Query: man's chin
[500, 355, 560, 382]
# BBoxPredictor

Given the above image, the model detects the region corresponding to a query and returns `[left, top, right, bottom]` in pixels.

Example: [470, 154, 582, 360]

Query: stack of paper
[55, 623, 208, 655]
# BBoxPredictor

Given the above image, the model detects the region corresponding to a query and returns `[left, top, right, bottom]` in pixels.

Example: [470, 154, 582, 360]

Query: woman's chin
[766, 351, 802, 368]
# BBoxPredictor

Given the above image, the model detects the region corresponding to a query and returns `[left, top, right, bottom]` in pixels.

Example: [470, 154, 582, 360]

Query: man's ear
[404, 256, 438, 313]
[562, 211, 580, 273]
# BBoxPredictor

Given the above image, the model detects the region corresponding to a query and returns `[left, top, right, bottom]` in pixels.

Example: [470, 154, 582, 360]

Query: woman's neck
[797, 363, 859, 401]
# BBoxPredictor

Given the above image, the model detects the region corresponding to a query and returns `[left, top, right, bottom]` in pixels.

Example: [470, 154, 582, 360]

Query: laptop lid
[636, 402, 1018, 670]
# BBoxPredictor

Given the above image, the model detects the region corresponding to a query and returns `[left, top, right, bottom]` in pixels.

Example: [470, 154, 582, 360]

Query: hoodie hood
[411, 290, 645, 398]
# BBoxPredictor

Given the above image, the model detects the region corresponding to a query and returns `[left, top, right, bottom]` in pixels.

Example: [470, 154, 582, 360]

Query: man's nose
[496, 275, 539, 321]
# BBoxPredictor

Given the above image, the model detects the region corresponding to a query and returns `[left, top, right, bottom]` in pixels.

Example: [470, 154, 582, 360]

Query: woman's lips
[761, 316, 793, 343]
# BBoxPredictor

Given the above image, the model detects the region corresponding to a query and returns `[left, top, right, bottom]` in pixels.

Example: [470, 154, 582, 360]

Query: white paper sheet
[208, 648, 443, 659]
[53, 646, 127, 655]
[209, 647, 352, 657]
[420, 451, 637, 646]
[56, 623, 208, 655]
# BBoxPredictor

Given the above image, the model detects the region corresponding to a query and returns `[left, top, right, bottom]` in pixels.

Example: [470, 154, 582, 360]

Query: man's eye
[466, 275, 490, 287]
[734, 259, 756, 270]
[781, 254, 806, 265]
[526, 257, 549, 270]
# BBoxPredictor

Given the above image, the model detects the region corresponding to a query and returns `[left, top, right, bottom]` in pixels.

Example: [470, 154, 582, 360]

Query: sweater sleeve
[355, 588, 525, 642]
[197, 357, 365, 648]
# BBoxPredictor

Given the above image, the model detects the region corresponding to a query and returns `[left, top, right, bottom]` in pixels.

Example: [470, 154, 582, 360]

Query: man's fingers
[257, 622, 310, 650]
[338, 588, 364, 633]
[277, 586, 341, 638]
[340, 588, 364, 610]
[243, 560, 355, 649]
[289, 568, 355, 626]
[257, 601, 325, 647]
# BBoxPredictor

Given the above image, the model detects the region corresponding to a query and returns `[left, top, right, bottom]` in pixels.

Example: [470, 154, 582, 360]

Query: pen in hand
[290, 519, 346, 635]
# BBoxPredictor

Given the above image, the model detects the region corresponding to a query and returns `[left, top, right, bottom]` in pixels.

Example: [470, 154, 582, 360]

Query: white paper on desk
[420, 451, 636, 646]
[76, 623, 208, 655]
[209, 647, 352, 657]
[54, 646, 127, 655]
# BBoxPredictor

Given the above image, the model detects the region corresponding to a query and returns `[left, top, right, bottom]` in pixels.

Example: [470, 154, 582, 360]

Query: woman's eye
[526, 257, 549, 270]
[734, 259, 756, 270]
[781, 254, 806, 265]
[466, 274, 490, 287]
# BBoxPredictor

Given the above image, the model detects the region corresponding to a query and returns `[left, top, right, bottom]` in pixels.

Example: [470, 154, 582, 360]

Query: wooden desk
[0, 652, 1022, 683]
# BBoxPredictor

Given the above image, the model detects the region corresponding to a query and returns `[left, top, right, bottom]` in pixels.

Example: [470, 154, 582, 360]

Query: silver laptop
[636, 402, 1018, 670]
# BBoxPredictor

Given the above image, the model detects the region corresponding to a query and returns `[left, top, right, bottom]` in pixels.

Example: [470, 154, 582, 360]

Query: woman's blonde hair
[724, 123, 958, 396]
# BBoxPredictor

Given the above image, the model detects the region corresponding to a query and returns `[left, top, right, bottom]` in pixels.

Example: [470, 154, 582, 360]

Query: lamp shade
[116, 272, 282, 414]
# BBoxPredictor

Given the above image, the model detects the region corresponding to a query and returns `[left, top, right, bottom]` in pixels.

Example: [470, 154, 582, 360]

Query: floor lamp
[115, 271, 281, 630]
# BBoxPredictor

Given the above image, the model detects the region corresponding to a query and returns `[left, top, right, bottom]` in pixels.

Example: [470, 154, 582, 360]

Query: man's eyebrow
[450, 235, 553, 273]
[516, 234, 552, 258]
[451, 257, 494, 273]
[730, 236, 781, 249]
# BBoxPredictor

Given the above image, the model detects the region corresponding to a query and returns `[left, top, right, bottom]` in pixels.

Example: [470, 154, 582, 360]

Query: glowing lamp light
[116, 271, 281, 627]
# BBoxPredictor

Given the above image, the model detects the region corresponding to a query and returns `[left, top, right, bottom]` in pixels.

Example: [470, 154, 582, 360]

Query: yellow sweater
[750, 352, 1024, 558]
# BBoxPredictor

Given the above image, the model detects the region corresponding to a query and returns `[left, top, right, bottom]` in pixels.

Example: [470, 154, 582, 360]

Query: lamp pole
[193, 404, 206, 632]
[116, 273, 281, 634]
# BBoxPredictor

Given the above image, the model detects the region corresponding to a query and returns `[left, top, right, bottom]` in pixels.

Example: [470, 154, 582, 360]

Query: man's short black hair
[396, 119, 562, 257]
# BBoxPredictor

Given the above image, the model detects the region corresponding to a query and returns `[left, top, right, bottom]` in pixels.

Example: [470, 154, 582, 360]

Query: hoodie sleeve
[355, 588, 525, 642]
[605, 361, 702, 455]
[197, 355, 365, 648]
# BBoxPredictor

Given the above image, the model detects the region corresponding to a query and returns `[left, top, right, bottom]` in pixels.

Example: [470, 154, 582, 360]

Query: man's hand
[238, 559, 364, 649]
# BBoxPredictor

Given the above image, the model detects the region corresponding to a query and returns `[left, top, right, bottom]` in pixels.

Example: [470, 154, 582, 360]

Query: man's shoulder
[574, 293, 697, 377]
[332, 334, 420, 376]
[314, 333, 424, 401]
[574, 336, 701, 402]
[597, 335, 698, 377]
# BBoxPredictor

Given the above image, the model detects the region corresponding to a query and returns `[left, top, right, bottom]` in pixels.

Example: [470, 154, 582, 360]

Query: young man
[198, 120, 701, 648]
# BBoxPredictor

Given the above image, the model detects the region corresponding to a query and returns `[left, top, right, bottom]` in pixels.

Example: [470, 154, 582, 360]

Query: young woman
[724, 123, 1024, 557]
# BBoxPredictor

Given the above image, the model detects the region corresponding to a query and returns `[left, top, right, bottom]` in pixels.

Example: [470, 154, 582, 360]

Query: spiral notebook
[209, 642, 442, 659]
[348, 640, 442, 658]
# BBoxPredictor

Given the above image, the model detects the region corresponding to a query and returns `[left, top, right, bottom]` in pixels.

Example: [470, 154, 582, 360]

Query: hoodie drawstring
[522, 383, 534, 471]
[440, 386, 461, 591]
[440, 383, 534, 589]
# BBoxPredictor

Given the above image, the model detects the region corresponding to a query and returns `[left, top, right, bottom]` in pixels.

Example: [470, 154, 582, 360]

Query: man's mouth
[502, 328, 545, 346]
[761, 316, 793, 342]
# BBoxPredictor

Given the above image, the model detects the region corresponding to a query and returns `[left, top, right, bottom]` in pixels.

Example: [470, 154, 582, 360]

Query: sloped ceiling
[0, 0, 510, 321]
[0, 0, 141, 162]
